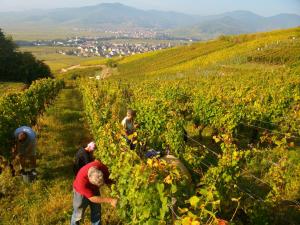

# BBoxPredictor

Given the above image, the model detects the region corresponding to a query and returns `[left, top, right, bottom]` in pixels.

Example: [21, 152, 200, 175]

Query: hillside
[0, 28, 299, 225]
[0, 3, 199, 29]
[113, 27, 300, 79]
[78, 27, 300, 224]
[0, 3, 299, 40]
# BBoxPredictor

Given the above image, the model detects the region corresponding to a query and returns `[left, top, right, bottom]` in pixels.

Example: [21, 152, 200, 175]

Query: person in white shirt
[121, 109, 137, 135]
[121, 109, 138, 150]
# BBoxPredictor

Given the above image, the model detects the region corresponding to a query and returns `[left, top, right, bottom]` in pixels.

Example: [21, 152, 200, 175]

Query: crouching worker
[161, 154, 192, 183]
[73, 142, 96, 175]
[145, 149, 192, 183]
[71, 160, 118, 225]
[121, 109, 138, 150]
[13, 126, 37, 176]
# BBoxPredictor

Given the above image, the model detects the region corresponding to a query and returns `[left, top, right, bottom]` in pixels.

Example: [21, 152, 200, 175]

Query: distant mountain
[0, 3, 299, 39]
[0, 3, 199, 29]
[173, 11, 300, 38]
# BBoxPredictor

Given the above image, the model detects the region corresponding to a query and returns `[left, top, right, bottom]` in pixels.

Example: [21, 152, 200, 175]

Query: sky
[0, 0, 299, 16]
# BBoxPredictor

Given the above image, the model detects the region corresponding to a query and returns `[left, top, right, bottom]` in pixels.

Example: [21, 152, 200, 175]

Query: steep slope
[115, 27, 300, 79]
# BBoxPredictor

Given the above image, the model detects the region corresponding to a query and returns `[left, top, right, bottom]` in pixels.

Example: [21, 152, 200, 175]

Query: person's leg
[90, 201, 101, 225]
[71, 189, 89, 225]
[29, 155, 37, 173]
[28, 145, 37, 176]
[19, 155, 26, 170]
[30, 154, 37, 168]
[29, 144, 37, 169]
[18, 155, 26, 174]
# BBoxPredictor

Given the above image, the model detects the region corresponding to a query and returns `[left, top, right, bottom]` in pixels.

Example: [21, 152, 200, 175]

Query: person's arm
[88, 196, 118, 207]
[134, 122, 139, 129]
[11, 142, 17, 159]
[121, 118, 127, 129]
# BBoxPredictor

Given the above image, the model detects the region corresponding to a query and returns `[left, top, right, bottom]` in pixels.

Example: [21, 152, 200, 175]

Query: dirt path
[60, 64, 104, 73]
[60, 64, 114, 80]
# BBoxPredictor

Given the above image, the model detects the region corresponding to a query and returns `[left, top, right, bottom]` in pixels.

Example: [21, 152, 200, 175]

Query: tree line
[0, 28, 52, 83]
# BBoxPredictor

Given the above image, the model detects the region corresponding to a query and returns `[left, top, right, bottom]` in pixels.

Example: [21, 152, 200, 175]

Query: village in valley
[17, 28, 195, 58]
[57, 39, 175, 58]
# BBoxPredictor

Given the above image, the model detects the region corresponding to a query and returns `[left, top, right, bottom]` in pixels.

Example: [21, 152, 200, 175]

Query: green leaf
[171, 184, 177, 194]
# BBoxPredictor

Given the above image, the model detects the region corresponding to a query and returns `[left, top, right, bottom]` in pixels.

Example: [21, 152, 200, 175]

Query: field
[2, 26, 108, 41]
[0, 82, 26, 95]
[19, 46, 104, 74]
[0, 27, 299, 225]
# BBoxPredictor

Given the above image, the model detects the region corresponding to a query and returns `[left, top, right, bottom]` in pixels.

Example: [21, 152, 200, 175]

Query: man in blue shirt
[13, 126, 37, 175]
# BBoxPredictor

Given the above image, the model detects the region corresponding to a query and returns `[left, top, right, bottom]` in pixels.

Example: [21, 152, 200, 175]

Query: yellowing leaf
[164, 175, 172, 184]
[189, 196, 200, 207]
[213, 136, 221, 143]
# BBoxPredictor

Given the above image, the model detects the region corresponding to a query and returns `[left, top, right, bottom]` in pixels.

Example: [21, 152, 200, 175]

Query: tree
[0, 28, 53, 83]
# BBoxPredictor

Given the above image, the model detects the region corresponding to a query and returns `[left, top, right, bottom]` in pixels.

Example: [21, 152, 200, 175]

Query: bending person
[73, 141, 96, 175]
[71, 160, 118, 225]
[13, 126, 37, 176]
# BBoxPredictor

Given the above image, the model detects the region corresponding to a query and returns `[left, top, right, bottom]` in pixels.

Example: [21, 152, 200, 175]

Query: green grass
[19, 46, 104, 74]
[0, 83, 119, 225]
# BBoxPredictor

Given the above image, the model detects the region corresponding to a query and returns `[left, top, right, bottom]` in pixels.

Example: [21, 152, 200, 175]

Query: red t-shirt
[73, 160, 112, 198]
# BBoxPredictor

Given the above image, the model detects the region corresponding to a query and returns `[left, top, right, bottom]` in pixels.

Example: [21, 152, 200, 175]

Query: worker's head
[86, 141, 96, 152]
[18, 132, 27, 143]
[127, 109, 136, 120]
[88, 167, 104, 187]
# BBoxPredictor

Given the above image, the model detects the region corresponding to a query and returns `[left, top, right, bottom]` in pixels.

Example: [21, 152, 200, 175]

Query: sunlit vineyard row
[0, 78, 64, 159]
[78, 27, 300, 224]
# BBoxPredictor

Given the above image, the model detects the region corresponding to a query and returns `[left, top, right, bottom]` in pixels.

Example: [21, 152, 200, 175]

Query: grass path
[0, 86, 119, 225]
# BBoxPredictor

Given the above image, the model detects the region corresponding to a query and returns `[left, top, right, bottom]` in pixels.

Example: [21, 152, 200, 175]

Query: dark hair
[18, 132, 27, 143]
[127, 109, 136, 117]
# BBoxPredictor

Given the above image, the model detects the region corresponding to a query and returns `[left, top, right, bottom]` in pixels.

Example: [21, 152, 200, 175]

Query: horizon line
[0, 2, 299, 17]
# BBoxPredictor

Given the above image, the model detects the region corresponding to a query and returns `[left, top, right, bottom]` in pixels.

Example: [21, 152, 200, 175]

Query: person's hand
[12, 144, 16, 152]
[110, 198, 118, 208]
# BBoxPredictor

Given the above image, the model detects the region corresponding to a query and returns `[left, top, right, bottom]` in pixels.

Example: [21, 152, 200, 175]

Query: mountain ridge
[0, 3, 299, 39]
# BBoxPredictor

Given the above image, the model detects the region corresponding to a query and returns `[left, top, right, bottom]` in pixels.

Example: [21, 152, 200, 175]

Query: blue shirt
[14, 126, 36, 154]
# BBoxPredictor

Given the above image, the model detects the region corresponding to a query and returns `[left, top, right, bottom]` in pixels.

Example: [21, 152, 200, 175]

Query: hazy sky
[0, 0, 299, 16]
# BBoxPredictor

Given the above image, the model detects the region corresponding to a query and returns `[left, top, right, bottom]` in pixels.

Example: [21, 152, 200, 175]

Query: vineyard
[79, 27, 300, 224]
[0, 78, 64, 160]
[0, 27, 299, 225]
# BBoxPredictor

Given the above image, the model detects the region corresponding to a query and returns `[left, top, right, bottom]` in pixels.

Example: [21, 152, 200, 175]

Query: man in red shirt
[71, 160, 118, 225]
